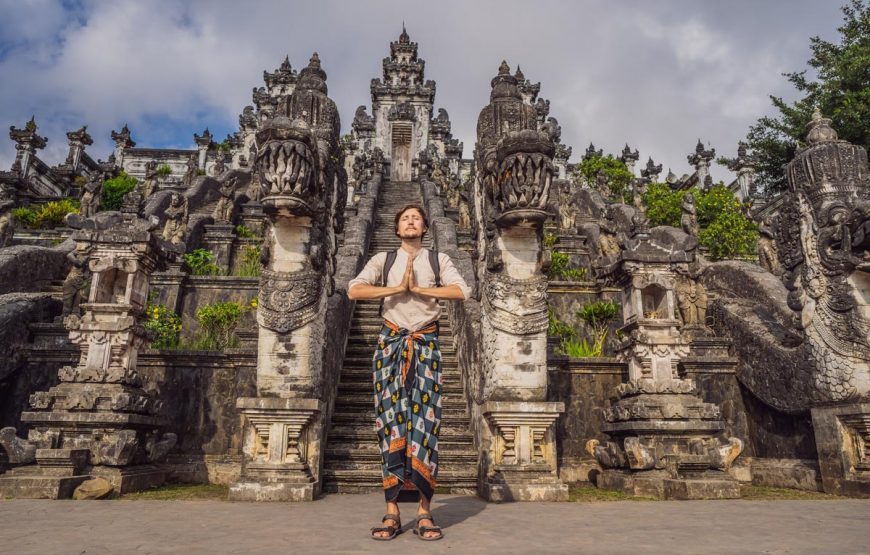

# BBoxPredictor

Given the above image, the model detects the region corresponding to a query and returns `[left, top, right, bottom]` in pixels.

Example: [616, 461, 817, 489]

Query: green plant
[196, 169, 206, 176]
[216, 140, 232, 153]
[157, 164, 173, 176]
[547, 309, 577, 341]
[233, 244, 262, 277]
[543, 231, 557, 248]
[744, 1, 870, 194]
[642, 182, 683, 228]
[548, 250, 588, 281]
[143, 302, 182, 349]
[575, 300, 621, 356]
[26, 199, 80, 229]
[182, 249, 222, 276]
[74, 175, 87, 186]
[12, 206, 37, 227]
[100, 172, 138, 211]
[575, 154, 634, 201]
[234, 224, 261, 239]
[192, 301, 245, 350]
[558, 337, 600, 358]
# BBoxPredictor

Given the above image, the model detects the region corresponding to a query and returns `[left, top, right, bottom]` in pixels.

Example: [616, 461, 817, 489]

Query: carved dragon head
[475, 61, 555, 230]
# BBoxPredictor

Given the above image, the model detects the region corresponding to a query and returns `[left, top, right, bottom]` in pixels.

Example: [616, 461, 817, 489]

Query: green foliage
[745, 1, 870, 193]
[100, 172, 138, 211]
[577, 300, 620, 332]
[234, 224, 261, 239]
[74, 175, 87, 186]
[548, 309, 577, 341]
[14, 199, 81, 229]
[157, 164, 173, 176]
[548, 250, 588, 281]
[183, 249, 222, 276]
[558, 337, 600, 358]
[192, 301, 245, 350]
[196, 169, 206, 176]
[543, 231, 557, 248]
[643, 183, 758, 259]
[216, 140, 232, 153]
[143, 302, 182, 349]
[642, 182, 683, 228]
[576, 154, 634, 200]
[12, 206, 37, 227]
[233, 245, 262, 278]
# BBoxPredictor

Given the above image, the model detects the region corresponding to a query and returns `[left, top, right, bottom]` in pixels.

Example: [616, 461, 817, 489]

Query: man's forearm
[411, 284, 465, 300]
[347, 284, 403, 300]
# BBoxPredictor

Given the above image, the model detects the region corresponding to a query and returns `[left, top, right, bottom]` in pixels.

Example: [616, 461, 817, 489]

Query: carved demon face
[255, 116, 321, 216]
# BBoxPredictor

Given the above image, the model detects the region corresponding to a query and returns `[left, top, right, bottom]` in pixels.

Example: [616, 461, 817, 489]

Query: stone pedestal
[810, 402, 870, 497]
[480, 401, 568, 502]
[201, 224, 236, 274]
[0, 449, 89, 499]
[150, 261, 186, 313]
[228, 398, 321, 502]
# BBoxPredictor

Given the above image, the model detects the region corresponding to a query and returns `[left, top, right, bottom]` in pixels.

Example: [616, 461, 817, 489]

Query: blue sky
[0, 0, 848, 179]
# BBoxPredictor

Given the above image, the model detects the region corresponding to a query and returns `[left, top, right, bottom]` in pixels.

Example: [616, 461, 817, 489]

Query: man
[348, 204, 470, 541]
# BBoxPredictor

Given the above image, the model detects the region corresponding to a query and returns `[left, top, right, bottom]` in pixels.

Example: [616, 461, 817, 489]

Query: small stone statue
[757, 217, 781, 275]
[681, 192, 700, 237]
[212, 154, 227, 177]
[140, 161, 158, 199]
[458, 189, 472, 231]
[631, 179, 647, 213]
[597, 217, 621, 258]
[161, 193, 188, 244]
[121, 188, 143, 214]
[61, 249, 89, 318]
[596, 169, 611, 198]
[213, 177, 237, 223]
[676, 278, 708, 327]
[558, 181, 578, 232]
[182, 153, 198, 186]
[247, 173, 263, 203]
[80, 173, 103, 218]
[0, 187, 15, 248]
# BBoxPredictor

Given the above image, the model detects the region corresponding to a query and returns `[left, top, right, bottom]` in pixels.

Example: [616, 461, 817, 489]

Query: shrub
[547, 250, 588, 281]
[575, 154, 634, 201]
[700, 209, 759, 259]
[193, 301, 245, 350]
[34, 199, 80, 228]
[547, 309, 577, 341]
[157, 164, 173, 176]
[575, 300, 621, 356]
[642, 182, 683, 228]
[12, 206, 37, 227]
[558, 337, 599, 358]
[234, 245, 262, 278]
[183, 249, 222, 276]
[143, 302, 182, 349]
[100, 172, 138, 211]
[235, 224, 261, 239]
[543, 231, 557, 248]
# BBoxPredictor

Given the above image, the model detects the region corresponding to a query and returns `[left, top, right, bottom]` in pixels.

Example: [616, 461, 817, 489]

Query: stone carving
[61, 248, 89, 318]
[140, 161, 158, 199]
[676, 278, 707, 327]
[0, 186, 15, 248]
[680, 192, 699, 237]
[161, 193, 188, 244]
[558, 181, 579, 232]
[256, 268, 322, 333]
[481, 273, 549, 335]
[80, 173, 102, 218]
[212, 154, 227, 177]
[0, 427, 36, 464]
[352, 105, 375, 133]
[182, 153, 198, 186]
[757, 216, 781, 275]
[213, 177, 237, 223]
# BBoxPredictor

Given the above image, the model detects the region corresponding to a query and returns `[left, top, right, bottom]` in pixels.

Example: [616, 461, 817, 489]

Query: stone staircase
[322, 180, 478, 494]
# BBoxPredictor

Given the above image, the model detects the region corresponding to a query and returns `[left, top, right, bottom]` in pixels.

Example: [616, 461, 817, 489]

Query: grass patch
[120, 483, 228, 501]
[739, 485, 840, 500]
[568, 483, 657, 502]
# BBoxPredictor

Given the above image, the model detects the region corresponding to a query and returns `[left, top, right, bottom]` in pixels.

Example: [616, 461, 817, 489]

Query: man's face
[396, 208, 426, 239]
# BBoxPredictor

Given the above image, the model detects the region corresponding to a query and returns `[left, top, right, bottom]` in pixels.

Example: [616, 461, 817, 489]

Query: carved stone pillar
[229, 53, 346, 502]
[0, 214, 174, 498]
[473, 62, 568, 501]
[201, 224, 235, 275]
[588, 232, 743, 499]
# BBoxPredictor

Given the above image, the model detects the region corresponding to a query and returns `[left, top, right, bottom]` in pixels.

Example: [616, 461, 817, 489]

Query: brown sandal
[371, 513, 402, 541]
[413, 513, 443, 541]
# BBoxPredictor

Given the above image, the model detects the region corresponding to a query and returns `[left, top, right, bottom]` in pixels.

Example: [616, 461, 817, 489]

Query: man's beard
[399, 228, 423, 239]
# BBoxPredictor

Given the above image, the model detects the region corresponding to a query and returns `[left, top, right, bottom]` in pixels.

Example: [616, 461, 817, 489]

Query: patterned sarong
[373, 319, 442, 501]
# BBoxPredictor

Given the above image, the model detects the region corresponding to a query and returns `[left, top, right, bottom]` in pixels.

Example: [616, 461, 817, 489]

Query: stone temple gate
[0, 29, 867, 502]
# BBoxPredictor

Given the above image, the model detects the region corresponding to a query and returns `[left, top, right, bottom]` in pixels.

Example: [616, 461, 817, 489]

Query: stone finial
[619, 143, 640, 164]
[641, 157, 662, 179]
[498, 60, 510, 75]
[399, 23, 410, 44]
[687, 139, 715, 166]
[111, 124, 135, 148]
[514, 65, 525, 81]
[9, 117, 48, 149]
[308, 52, 321, 69]
[193, 128, 213, 147]
[280, 55, 292, 72]
[805, 107, 839, 145]
[583, 142, 603, 160]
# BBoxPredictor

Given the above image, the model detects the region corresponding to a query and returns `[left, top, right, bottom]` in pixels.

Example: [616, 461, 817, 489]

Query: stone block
[810, 403, 870, 497]
[73, 477, 113, 500]
[228, 479, 315, 502]
[89, 465, 166, 494]
[749, 457, 821, 491]
[663, 477, 741, 500]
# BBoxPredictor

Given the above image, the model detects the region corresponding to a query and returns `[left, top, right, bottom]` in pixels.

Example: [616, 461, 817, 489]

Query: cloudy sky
[0, 0, 847, 180]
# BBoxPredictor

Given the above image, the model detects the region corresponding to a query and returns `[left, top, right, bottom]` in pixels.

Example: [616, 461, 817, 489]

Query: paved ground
[1, 493, 869, 554]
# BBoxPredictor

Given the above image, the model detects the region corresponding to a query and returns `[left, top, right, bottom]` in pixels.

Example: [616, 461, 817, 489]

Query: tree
[745, 0, 869, 194]
[100, 172, 138, 211]
[574, 154, 634, 201]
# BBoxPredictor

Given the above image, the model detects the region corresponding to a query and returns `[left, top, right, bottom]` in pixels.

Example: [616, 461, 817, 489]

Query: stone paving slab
[1, 493, 869, 554]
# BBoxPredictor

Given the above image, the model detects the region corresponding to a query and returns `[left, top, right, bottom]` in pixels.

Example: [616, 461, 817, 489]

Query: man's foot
[371, 513, 401, 540]
[414, 513, 443, 541]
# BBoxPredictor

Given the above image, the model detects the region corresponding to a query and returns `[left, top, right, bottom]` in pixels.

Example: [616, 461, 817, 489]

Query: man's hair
[394, 204, 429, 237]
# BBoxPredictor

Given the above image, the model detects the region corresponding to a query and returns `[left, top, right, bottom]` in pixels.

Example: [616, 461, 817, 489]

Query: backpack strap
[428, 249, 441, 287]
[378, 250, 399, 317]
